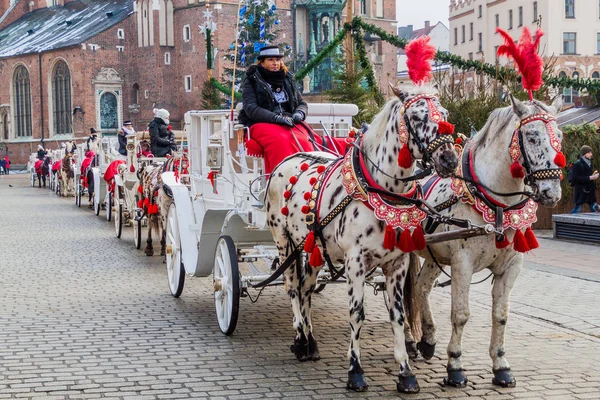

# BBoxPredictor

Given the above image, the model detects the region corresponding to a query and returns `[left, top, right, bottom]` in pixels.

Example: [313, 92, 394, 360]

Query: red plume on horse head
[496, 26, 544, 101]
[405, 36, 437, 86]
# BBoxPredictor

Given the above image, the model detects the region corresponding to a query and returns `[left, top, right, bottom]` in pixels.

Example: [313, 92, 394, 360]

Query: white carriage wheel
[114, 191, 123, 239]
[105, 191, 112, 222]
[75, 184, 81, 207]
[94, 191, 101, 215]
[165, 205, 185, 297]
[213, 235, 240, 336]
[133, 216, 142, 249]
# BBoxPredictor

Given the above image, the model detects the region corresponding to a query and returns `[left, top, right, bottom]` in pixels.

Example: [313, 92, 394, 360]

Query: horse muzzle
[432, 143, 459, 178]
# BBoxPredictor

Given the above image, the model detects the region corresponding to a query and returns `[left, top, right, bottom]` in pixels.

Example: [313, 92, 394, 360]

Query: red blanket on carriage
[34, 159, 44, 174]
[103, 160, 126, 193]
[244, 122, 350, 174]
[52, 160, 61, 172]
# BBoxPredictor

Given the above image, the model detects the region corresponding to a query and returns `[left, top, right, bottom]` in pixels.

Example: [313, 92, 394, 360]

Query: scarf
[121, 126, 135, 136]
[257, 66, 285, 92]
[583, 156, 592, 167]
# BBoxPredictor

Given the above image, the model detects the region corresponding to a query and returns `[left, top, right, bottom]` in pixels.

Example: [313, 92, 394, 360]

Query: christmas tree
[221, 0, 291, 105]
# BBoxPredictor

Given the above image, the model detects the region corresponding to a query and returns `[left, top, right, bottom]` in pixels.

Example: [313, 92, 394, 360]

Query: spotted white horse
[265, 87, 459, 394]
[405, 94, 564, 389]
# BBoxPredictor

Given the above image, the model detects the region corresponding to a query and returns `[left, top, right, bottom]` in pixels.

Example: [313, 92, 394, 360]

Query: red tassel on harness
[398, 143, 413, 168]
[309, 177, 317, 185]
[301, 205, 310, 214]
[510, 160, 525, 179]
[130, 165, 135, 173]
[524, 227, 539, 250]
[309, 246, 324, 267]
[455, 137, 463, 145]
[137, 185, 143, 193]
[317, 165, 326, 174]
[554, 152, 566, 168]
[412, 225, 427, 250]
[304, 231, 315, 252]
[143, 198, 150, 207]
[303, 192, 311, 200]
[513, 229, 530, 253]
[207, 171, 218, 194]
[281, 206, 289, 216]
[495, 235, 511, 249]
[438, 121, 455, 135]
[289, 176, 298, 184]
[398, 229, 415, 253]
[300, 163, 309, 171]
[383, 225, 397, 250]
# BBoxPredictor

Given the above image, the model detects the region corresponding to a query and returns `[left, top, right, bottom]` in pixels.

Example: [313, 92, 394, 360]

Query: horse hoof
[347, 371, 368, 391]
[492, 368, 516, 388]
[417, 340, 436, 360]
[290, 338, 309, 362]
[397, 374, 420, 393]
[444, 369, 468, 388]
[144, 249, 154, 256]
[307, 334, 320, 361]
[405, 340, 418, 360]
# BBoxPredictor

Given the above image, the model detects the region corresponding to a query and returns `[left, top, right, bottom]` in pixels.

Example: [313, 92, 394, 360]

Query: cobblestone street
[1, 174, 599, 399]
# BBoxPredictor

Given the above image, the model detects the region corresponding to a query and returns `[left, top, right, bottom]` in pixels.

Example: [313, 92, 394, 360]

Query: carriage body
[161, 104, 359, 334]
[90, 136, 121, 215]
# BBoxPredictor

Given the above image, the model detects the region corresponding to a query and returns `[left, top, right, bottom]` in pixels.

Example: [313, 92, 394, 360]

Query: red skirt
[245, 122, 349, 174]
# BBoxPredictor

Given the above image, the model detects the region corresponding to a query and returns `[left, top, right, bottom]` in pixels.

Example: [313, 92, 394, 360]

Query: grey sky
[396, 0, 450, 29]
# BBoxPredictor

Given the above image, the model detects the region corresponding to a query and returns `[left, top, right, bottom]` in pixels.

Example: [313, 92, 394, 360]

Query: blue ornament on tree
[274, 19, 279, 25]
[229, 43, 235, 50]
[248, 14, 254, 25]
[271, 4, 276, 10]
[268, 10, 273, 16]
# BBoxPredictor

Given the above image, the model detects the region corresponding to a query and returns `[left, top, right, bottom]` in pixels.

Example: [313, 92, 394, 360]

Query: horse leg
[489, 255, 521, 388]
[346, 257, 368, 391]
[37, 173, 41, 188]
[285, 252, 313, 362]
[443, 259, 473, 388]
[416, 260, 442, 360]
[160, 219, 166, 257]
[386, 256, 420, 394]
[297, 260, 321, 361]
[145, 215, 154, 256]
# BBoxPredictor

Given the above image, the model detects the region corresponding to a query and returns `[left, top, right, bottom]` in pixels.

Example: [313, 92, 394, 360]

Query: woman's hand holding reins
[273, 114, 295, 127]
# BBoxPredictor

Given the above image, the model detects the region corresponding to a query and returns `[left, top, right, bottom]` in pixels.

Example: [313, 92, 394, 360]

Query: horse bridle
[510, 113, 563, 187]
[400, 94, 454, 168]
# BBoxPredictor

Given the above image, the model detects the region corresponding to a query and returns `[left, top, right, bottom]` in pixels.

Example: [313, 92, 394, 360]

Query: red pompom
[300, 163, 309, 171]
[130, 165, 135, 173]
[137, 199, 143, 208]
[495, 234, 511, 249]
[143, 198, 150, 207]
[289, 176, 298, 185]
[398, 143, 413, 168]
[524, 227, 539, 250]
[167, 125, 172, 130]
[513, 229, 530, 253]
[438, 121, 455, 135]
[349, 130, 356, 138]
[303, 192, 311, 200]
[283, 190, 291, 199]
[510, 160, 525, 179]
[411, 225, 427, 251]
[281, 206, 289, 216]
[304, 231, 315, 252]
[383, 225, 397, 250]
[137, 185, 143, 193]
[397, 229, 415, 253]
[309, 177, 317, 185]
[309, 246, 324, 267]
[301, 205, 310, 214]
[554, 151, 566, 168]
[455, 137, 463, 145]
[317, 165, 326, 173]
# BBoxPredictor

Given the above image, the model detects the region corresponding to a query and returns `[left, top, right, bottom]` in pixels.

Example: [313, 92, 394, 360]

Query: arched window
[13, 65, 32, 137]
[592, 71, 600, 80]
[100, 92, 118, 132]
[131, 83, 139, 105]
[52, 60, 72, 135]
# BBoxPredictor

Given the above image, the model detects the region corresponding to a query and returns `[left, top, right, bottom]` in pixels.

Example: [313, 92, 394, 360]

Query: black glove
[273, 115, 295, 127]
[292, 111, 304, 124]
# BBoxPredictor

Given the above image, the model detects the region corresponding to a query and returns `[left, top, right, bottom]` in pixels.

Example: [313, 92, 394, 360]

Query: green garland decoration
[352, 27, 377, 90]
[211, 78, 241, 100]
[296, 24, 350, 80]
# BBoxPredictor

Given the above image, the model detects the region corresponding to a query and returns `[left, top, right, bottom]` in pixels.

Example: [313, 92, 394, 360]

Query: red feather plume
[496, 27, 544, 98]
[405, 36, 436, 86]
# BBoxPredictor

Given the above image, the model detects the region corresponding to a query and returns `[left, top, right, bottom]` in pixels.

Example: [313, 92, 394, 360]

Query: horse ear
[389, 83, 409, 102]
[550, 95, 563, 115]
[509, 93, 528, 117]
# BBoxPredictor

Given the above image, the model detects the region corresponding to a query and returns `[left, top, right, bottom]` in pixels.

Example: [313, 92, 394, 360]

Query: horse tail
[404, 252, 422, 342]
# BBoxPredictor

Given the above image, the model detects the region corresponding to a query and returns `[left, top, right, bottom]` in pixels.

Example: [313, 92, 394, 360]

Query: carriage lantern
[206, 133, 223, 169]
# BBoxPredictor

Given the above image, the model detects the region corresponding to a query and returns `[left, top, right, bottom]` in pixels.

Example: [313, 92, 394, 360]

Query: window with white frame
[469, 23, 473, 41]
[184, 75, 192, 92]
[509, 10, 513, 29]
[518, 6, 523, 26]
[461, 25, 465, 43]
[454, 27, 457, 45]
[183, 25, 191, 42]
[597, 32, 600, 54]
[164, 52, 171, 65]
[533, 2, 538, 22]
[565, 0, 575, 18]
[563, 32, 576, 54]
[495, 14, 499, 29]
[117, 28, 124, 39]
[478, 5, 482, 18]
[592, 71, 600, 80]
[116, 46, 124, 52]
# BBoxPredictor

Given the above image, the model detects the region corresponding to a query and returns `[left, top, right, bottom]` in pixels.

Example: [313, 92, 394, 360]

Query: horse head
[391, 86, 459, 178]
[509, 94, 564, 207]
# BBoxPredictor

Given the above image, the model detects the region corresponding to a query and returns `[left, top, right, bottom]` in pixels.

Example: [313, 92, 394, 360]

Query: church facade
[0, 0, 396, 164]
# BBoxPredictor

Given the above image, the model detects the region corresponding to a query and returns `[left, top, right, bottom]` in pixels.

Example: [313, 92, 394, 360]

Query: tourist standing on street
[569, 145, 600, 213]
[4, 155, 10, 175]
[149, 109, 176, 157]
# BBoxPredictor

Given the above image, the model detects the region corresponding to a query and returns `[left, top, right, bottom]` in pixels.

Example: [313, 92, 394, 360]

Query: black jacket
[37, 149, 47, 160]
[238, 65, 308, 127]
[149, 118, 175, 157]
[571, 157, 597, 205]
[118, 133, 127, 156]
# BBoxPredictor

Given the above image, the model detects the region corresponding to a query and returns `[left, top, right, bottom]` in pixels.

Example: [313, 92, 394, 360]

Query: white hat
[38, 144, 44, 151]
[156, 108, 170, 124]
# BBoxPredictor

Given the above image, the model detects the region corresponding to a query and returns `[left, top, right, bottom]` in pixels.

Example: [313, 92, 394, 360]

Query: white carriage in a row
[161, 104, 362, 334]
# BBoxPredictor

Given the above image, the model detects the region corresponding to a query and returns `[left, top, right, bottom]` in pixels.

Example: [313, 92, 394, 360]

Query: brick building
[0, 0, 396, 164]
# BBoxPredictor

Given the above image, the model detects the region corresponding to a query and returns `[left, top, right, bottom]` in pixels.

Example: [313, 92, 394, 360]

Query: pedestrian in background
[0, 158, 5, 175]
[4, 155, 10, 175]
[569, 145, 600, 213]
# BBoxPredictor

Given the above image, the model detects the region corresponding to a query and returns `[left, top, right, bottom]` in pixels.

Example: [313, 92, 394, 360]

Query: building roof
[557, 106, 600, 127]
[0, 0, 133, 59]
[398, 21, 448, 55]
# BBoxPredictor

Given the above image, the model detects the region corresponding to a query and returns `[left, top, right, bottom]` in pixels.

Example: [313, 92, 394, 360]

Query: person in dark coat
[239, 45, 347, 173]
[570, 145, 599, 213]
[86, 128, 99, 152]
[37, 144, 47, 160]
[119, 121, 135, 156]
[149, 109, 176, 157]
